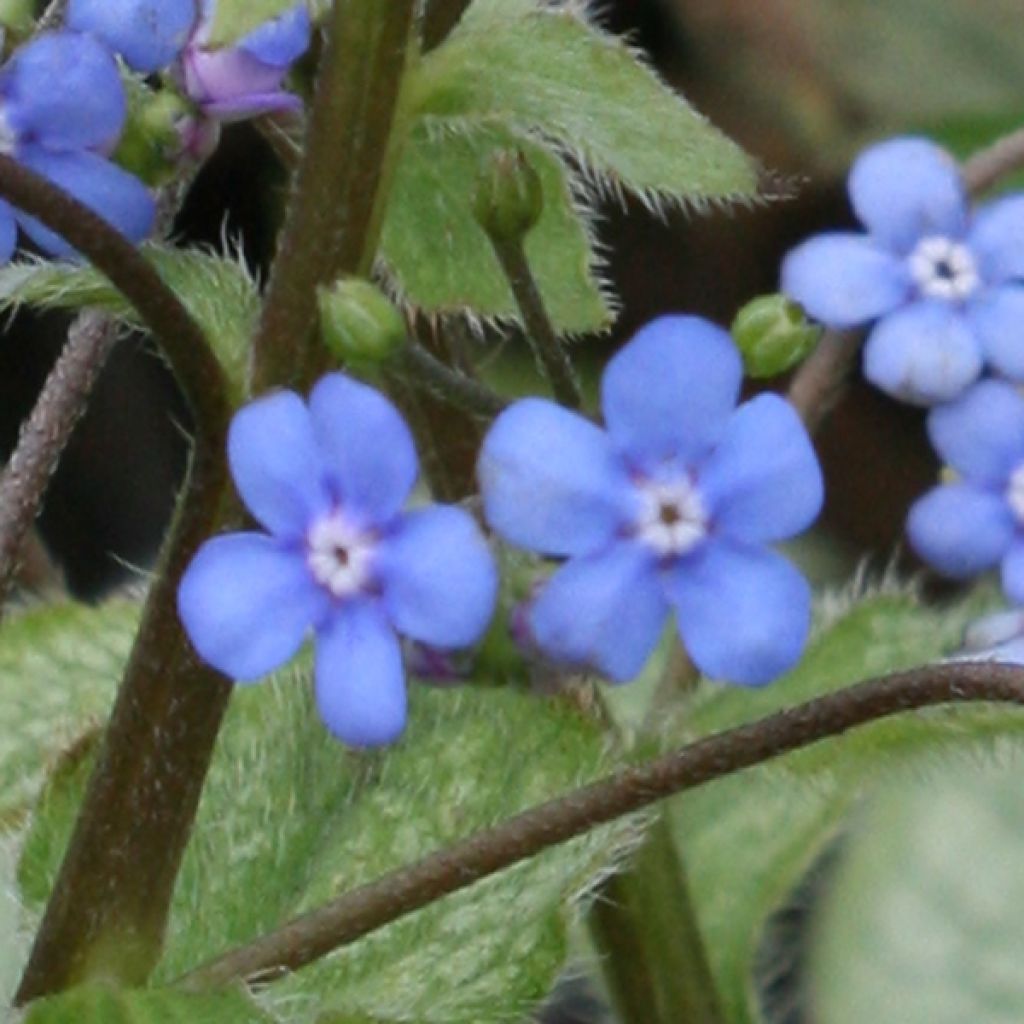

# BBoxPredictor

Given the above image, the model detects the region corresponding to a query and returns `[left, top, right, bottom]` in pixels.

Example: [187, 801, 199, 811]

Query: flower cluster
[179, 318, 824, 745]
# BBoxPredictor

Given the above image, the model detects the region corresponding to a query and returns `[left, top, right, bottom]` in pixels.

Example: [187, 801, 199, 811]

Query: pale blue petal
[239, 6, 311, 65]
[4, 31, 125, 150]
[968, 196, 1024, 285]
[699, 394, 823, 544]
[308, 373, 418, 523]
[377, 505, 497, 646]
[907, 485, 1015, 578]
[16, 148, 155, 256]
[848, 137, 967, 254]
[0, 201, 16, 264]
[966, 286, 1024, 381]
[780, 232, 909, 328]
[478, 398, 631, 557]
[1001, 541, 1024, 605]
[666, 541, 811, 685]
[601, 315, 742, 467]
[314, 600, 407, 746]
[528, 542, 667, 682]
[67, 0, 197, 73]
[177, 532, 327, 681]
[927, 379, 1024, 485]
[862, 300, 981, 405]
[227, 390, 330, 539]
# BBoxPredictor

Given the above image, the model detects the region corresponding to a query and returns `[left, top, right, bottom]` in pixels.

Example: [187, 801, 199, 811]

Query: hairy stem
[0, 161, 232, 1001]
[394, 339, 507, 418]
[962, 126, 1024, 194]
[0, 311, 118, 611]
[179, 661, 1024, 989]
[250, 0, 418, 393]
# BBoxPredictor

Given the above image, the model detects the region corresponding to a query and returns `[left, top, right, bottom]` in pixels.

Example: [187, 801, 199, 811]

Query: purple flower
[178, 1, 311, 121]
[782, 137, 1024, 406]
[66, 0, 197, 73]
[0, 31, 154, 260]
[907, 379, 1024, 603]
[477, 316, 823, 685]
[178, 374, 498, 746]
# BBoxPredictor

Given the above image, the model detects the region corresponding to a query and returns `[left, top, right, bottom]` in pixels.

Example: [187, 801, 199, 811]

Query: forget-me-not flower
[67, 0, 197, 73]
[178, 374, 498, 746]
[908, 379, 1024, 604]
[477, 316, 824, 685]
[0, 32, 155, 260]
[782, 137, 1024, 405]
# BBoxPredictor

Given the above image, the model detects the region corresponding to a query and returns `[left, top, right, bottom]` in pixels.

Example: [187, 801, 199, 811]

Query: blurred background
[5, 0, 1021, 596]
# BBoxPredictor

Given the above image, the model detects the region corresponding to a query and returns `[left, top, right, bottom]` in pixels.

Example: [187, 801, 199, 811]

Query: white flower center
[0, 107, 17, 156]
[1006, 465, 1024, 525]
[306, 510, 377, 598]
[633, 476, 708, 556]
[908, 235, 979, 301]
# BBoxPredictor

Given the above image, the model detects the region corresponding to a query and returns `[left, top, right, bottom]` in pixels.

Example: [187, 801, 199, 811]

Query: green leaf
[23, 984, 272, 1024]
[0, 834, 29, 1005]
[382, 121, 610, 332]
[811, 758, 1024, 1024]
[409, 0, 758, 204]
[0, 600, 136, 822]
[0, 246, 260, 388]
[667, 587, 1021, 1024]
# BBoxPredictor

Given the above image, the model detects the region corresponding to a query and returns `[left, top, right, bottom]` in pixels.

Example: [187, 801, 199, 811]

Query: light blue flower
[907, 379, 1024, 603]
[67, 0, 198, 73]
[477, 315, 823, 685]
[0, 31, 155, 260]
[178, 374, 498, 746]
[782, 137, 1024, 405]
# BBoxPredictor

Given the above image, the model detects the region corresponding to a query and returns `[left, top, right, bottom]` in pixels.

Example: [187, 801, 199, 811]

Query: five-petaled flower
[908, 379, 1024, 604]
[477, 315, 823, 685]
[782, 137, 1024, 406]
[177, 374, 498, 746]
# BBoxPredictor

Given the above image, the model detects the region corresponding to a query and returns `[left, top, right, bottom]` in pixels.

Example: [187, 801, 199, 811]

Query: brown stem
[394, 339, 507, 419]
[250, 0, 418, 393]
[421, 0, 473, 50]
[0, 311, 118, 610]
[179, 661, 1024, 990]
[962, 126, 1024, 195]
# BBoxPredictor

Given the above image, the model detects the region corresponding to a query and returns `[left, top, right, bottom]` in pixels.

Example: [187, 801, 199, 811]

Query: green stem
[394, 339, 507, 419]
[250, 0, 418, 394]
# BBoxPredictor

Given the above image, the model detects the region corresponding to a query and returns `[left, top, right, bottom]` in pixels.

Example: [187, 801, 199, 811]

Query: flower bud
[472, 148, 544, 243]
[0, 0, 32, 36]
[113, 82, 191, 186]
[731, 294, 822, 378]
[318, 278, 407, 364]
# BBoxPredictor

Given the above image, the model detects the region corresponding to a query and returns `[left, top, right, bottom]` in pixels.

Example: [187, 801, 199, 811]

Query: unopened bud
[0, 0, 32, 35]
[731, 294, 822, 378]
[473, 149, 544, 243]
[113, 83, 190, 186]
[318, 278, 407, 364]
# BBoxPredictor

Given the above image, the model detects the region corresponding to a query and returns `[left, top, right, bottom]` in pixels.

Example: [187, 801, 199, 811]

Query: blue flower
[178, 374, 499, 746]
[954, 608, 1024, 666]
[782, 137, 1024, 406]
[67, 0, 197, 73]
[907, 379, 1024, 603]
[477, 315, 823, 685]
[0, 32, 155, 260]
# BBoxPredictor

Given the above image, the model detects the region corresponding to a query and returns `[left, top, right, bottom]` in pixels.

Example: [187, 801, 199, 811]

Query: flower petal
[314, 601, 407, 746]
[308, 373, 418, 523]
[666, 541, 811, 685]
[0, 201, 16, 265]
[479, 398, 631, 557]
[239, 5, 311, 65]
[177, 532, 327, 681]
[528, 542, 667, 682]
[1001, 540, 1024, 605]
[780, 232, 910, 328]
[968, 196, 1024, 285]
[3, 31, 125, 150]
[907, 485, 1015, 578]
[699, 394, 823, 544]
[16, 148, 155, 255]
[66, 0, 197, 73]
[966, 286, 1024, 382]
[378, 505, 498, 646]
[227, 390, 330, 539]
[601, 315, 742, 467]
[848, 137, 967, 254]
[926, 378, 1024, 485]
[862, 300, 981, 405]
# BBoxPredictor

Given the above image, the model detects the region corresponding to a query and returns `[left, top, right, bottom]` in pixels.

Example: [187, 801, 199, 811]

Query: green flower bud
[0, 0, 32, 36]
[472, 149, 544, 243]
[112, 81, 190, 187]
[318, 278, 407, 364]
[731, 294, 822, 378]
